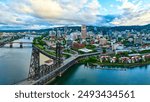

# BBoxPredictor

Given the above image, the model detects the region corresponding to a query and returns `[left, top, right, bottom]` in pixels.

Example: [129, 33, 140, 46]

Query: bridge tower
[28, 46, 40, 80]
[56, 41, 62, 67]
[20, 42, 23, 48]
[55, 29, 63, 67]
[28, 29, 63, 81]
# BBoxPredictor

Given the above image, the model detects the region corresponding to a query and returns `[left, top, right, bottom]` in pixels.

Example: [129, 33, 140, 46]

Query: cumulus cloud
[27, 0, 101, 24]
[0, 2, 24, 24]
[0, 0, 150, 30]
[111, 0, 150, 26]
[0, 0, 102, 29]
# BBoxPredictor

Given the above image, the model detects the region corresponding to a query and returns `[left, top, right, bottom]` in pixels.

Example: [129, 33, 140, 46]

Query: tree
[102, 48, 106, 53]
[86, 44, 96, 49]
[118, 37, 122, 42]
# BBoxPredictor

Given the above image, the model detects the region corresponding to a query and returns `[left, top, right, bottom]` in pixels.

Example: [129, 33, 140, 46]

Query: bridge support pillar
[20, 43, 23, 48]
[0, 42, 3, 47]
[10, 43, 13, 48]
[28, 46, 40, 80]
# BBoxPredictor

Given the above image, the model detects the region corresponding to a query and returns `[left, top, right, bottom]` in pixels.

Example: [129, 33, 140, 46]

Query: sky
[0, 0, 150, 30]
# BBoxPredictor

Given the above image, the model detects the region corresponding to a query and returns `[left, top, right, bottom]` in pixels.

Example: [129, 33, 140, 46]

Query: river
[0, 37, 33, 84]
[0, 37, 55, 85]
[50, 64, 150, 85]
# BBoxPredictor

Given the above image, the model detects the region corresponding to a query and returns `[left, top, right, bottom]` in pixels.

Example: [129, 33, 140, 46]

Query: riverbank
[0, 36, 24, 48]
[79, 58, 150, 68]
[49, 63, 150, 85]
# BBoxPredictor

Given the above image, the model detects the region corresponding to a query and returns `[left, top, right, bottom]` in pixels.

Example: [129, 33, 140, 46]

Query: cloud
[118, 0, 139, 12]
[0, 0, 150, 30]
[28, 0, 101, 24]
[26, 24, 50, 30]
[111, 0, 150, 26]
[13, 0, 101, 24]
[0, 2, 24, 24]
[28, 0, 63, 19]
[0, 0, 102, 29]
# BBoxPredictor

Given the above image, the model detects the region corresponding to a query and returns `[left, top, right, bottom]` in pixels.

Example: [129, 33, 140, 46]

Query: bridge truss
[28, 32, 63, 81]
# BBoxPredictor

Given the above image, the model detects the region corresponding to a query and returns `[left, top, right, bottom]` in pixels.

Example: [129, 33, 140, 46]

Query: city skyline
[0, 0, 150, 30]
[1, 16, 150, 85]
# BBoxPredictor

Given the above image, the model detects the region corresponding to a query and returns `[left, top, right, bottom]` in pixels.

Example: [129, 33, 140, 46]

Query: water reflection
[50, 63, 150, 85]
[0, 37, 33, 84]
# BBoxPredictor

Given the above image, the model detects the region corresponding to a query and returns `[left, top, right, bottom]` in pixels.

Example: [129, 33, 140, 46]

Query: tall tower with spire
[81, 25, 87, 39]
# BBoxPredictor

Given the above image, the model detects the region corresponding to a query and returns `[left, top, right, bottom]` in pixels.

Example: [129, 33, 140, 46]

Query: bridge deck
[17, 51, 102, 85]
[17, 55, 78, 85]
[5, 42, 32, 44]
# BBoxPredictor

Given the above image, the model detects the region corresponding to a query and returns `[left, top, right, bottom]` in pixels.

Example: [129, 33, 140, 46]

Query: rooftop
[78, 48, 93, 53]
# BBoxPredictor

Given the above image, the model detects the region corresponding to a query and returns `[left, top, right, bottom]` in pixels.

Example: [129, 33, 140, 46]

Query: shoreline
[79, 61, 150, 68]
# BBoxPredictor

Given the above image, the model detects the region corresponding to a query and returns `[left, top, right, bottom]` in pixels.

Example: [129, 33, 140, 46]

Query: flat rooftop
[79, 48, 93, 53]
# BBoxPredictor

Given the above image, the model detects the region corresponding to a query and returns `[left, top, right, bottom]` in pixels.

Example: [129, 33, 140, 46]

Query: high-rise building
[0, 32, 2, 37]
[81, 25, 87, 39]
[134, 34, 143, 45]
[99, 37, 107, 45]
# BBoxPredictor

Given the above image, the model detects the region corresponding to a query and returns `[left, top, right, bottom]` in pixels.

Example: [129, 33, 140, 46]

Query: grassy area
[45, 50, 56, 56]
[33, 33, 48, 46]
[139, 50, 150, 54]
[86, 45, 96, 49]
[35, 44, 71, 59]
[33, 34, 72, 60]
[63, 54, 71, 59]
[79, 57, 98, 64]
[63, 49, 76, 54]
[35, 44, 45, 50]
[34, 44, 56, 56]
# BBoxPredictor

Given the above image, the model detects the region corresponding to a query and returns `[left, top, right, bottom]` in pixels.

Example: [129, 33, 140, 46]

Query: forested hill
[0, 24, 150, 33]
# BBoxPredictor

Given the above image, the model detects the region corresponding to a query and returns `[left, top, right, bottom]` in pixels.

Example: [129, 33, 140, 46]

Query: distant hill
[0, 24, 149, 33]
[110, 24, 150, 31]
[87, 24, 150, 34]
